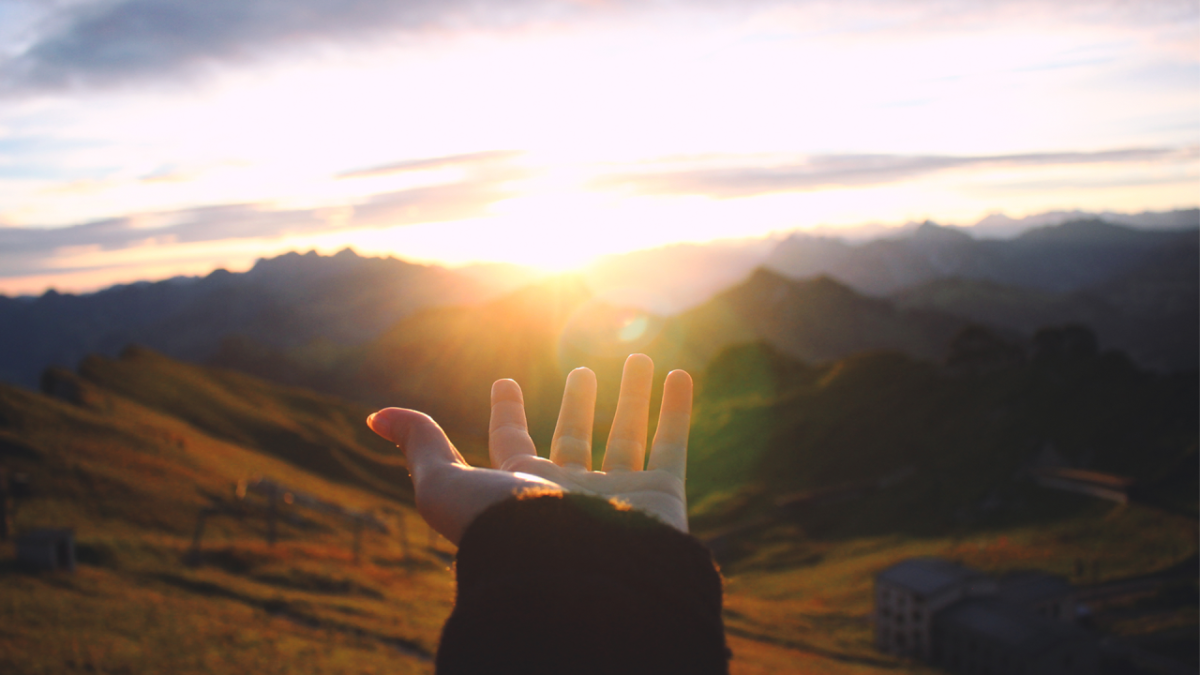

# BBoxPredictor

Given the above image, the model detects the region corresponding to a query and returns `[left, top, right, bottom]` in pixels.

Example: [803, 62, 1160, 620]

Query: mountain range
[765, 219, 1194, 296]
[1, 214, 1196, 398]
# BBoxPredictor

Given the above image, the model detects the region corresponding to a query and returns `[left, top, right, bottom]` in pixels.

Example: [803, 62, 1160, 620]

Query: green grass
[2, 345, 1196, 674]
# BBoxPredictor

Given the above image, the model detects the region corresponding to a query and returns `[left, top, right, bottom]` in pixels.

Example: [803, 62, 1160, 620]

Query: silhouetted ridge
[671, 267, 965, 365]
[0, 249, 486, 389]
[766, 217, 1198, 294]
[912, 221, 973, 242]
[1016, 218, 1166, 243]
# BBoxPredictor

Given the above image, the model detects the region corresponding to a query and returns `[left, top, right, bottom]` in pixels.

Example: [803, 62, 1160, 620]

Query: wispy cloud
[0, 0, 597, 93]
[593, 147, 1195, 199]
[0, 177, 510, 278]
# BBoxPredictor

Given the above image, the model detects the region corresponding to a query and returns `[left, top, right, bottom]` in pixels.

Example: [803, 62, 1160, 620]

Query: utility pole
[267, 488, 278, 546]
[353, 517, 363, 564]
[0, 469, 10, 541]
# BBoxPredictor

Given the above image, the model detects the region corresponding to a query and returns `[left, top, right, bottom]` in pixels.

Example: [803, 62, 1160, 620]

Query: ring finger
[601, 353, 654, 472]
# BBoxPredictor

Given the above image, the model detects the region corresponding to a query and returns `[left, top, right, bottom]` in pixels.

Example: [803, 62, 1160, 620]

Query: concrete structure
[875, 559, 1097, 675]
[16, 529, 76, 571]
[934, 599, 1097, 675]
[875, 558, 998, 659]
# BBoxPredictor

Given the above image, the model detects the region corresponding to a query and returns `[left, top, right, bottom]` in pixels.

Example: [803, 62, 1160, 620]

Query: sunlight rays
[0, 2, 1195, 293]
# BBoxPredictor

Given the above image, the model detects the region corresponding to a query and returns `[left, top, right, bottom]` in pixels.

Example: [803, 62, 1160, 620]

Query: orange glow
[0, 7, 1195, 295]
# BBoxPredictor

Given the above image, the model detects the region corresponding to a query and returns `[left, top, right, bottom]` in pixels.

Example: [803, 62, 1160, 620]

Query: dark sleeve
[436, 492, 730, 675]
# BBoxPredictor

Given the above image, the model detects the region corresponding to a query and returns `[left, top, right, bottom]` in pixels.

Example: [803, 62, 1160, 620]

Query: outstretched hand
[366, 354, 693, 545]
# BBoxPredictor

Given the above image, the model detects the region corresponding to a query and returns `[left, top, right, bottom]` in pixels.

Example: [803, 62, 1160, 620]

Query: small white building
[16, 529, 76, 572]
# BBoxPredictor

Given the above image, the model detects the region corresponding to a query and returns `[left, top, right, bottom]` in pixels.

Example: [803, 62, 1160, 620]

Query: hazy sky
[1, 0, 1197, 293]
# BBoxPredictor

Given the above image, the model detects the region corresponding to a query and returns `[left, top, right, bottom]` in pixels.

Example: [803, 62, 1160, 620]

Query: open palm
[367, 354, 692, 544]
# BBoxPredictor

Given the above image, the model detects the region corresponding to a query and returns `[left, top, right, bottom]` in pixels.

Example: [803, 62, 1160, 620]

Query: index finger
[489, 379, 538, 469]
[646, 369, 692, 480]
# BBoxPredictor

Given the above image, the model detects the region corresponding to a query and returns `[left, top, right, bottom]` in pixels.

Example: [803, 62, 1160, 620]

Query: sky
[0, 0, 1197, 294]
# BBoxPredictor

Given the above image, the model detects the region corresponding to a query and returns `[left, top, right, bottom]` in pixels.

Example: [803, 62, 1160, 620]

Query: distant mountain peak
[745, 266, 789, 285]
[913, 221, 973, 242]
[1017, 218, 1144, 243]
[737, 267, 856, 300]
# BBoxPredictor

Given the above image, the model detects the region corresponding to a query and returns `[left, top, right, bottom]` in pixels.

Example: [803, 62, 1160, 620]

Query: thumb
[367, 408, 463, 474]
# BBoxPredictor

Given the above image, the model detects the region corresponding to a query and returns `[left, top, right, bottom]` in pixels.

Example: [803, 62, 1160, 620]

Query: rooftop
[877, 558, 983, 598]
[997, 571, 1074, 607]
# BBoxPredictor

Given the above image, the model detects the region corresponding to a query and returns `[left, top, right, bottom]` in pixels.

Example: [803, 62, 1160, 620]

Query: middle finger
[602, 353, 654, 472]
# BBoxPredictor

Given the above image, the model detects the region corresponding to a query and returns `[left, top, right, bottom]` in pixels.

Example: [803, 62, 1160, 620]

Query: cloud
[0, 177, 511, 277]
[336, 149, 523, 180]
[0, 0, 634, 94]
[7, 0, 1191, 95]
[592, 147, 1194, 199]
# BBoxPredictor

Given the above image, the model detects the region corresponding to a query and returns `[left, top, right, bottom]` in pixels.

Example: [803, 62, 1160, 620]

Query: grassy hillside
[71, 346, 413, 502]
[2, 343, 1196, 674]
[687, 341, 1197, 672]
[0, 355, 453, 675]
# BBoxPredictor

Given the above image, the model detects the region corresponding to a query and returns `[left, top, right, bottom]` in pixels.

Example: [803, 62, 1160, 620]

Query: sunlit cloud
[336, 150, 524, 180]
[0, 178, 514, 276]
[0, 0, 1195, 294]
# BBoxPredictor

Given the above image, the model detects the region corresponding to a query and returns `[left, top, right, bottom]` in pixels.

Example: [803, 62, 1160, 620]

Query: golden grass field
[0, 351, 1195, 674]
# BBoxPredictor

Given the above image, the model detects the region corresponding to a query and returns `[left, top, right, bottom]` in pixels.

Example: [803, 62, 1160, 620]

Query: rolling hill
[3, 338, 1194, 674]
[0, 248, 484, 390]
[685, 338, 1198, 533]
[0, 348, 454, 675]
[662, 268, 967, 367]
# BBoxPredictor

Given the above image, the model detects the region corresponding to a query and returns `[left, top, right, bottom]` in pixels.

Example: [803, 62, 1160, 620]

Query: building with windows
[875, 558, 1097, 675]
[875, 558, 997, 659]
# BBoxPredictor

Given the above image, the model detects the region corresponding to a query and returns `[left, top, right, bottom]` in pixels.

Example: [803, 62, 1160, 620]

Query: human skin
[366, 353, 693, 545]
